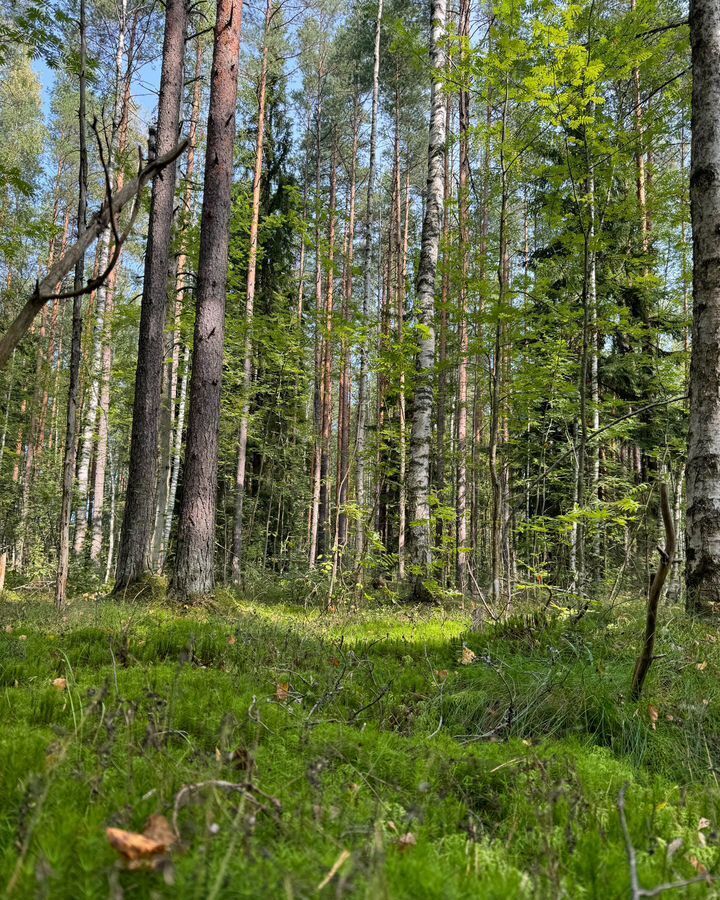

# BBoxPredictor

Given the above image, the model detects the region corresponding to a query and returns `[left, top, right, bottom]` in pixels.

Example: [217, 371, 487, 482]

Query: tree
[686, 0, 720, 615]
[114, 0, 188, 591]
[172, 0, 243, 600]
[406, 0, 446, 599]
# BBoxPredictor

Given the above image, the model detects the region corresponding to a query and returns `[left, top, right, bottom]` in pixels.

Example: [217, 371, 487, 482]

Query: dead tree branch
[630, 483, 676, 700]
[0, 137, 189, 370]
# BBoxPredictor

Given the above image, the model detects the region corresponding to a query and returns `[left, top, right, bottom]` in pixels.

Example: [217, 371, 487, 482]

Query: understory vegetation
[2, 583, 720, 897]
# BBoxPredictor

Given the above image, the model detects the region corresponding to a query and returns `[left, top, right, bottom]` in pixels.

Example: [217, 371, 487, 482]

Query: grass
[2, 584, 720, 897]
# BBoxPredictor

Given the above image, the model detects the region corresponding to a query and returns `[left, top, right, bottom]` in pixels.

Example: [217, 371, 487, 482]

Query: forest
[2, 0, 720, 894]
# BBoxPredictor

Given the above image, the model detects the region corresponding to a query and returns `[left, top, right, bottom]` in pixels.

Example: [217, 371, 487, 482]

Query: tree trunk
[153, 35, 204, 571]
[686, 0, 720, 614]
[56, 0, 88, 608]
[172, 0, 243, 600]
[115, 0, 188, 590]
[456, 0, 471, 594]
[406, 0, 447, 597]
[231, 0, 270, 581]
[355, 0, 383, 565]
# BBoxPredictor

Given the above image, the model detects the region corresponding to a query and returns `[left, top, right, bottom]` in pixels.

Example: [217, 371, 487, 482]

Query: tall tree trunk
[308, 86, 324, 568]
[686, 0, 720, 614]
[318, 140, 337, 560]
[56, 0, 88, 608]
[231, 0, 270, 581]
[334, 98, 359, 566]
[74, 227, 111, 555]
[115, 0, 188, 590]
[406, 0, 447, 598]
[172, 0, 243, 600]
[356, 0, 383, 565]
[456, 0, 471, 594]
[91, 8, 136, 565]
[153, 36, 204, 571]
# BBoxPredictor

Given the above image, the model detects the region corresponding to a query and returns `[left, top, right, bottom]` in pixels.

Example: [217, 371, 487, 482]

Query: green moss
[1, 592, 720, 896]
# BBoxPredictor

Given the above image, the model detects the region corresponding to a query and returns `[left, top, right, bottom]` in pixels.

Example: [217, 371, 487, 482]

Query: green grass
[2, 587, 720, 897]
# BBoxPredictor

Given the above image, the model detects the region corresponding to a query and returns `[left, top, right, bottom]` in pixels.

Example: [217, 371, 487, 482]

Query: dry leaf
[143, 815, 176, 851]
[697, 661, 708, 671]
[107, 814, 176, 870]
[4, 625, 13, 633]
[52, 677, 67, 691]
[227, 635, 237, 646]
[666, 837, 683, 860]
[460, 646, 477, 666]
[690, 856, 708, 875]
[107, 828, 165, 861]
[648, 705, 659, 730]
[275, 682, 290, 702]
[329, 657, 341, 668]
[436, 669, 449, 680]
[397, 832, 417, 852]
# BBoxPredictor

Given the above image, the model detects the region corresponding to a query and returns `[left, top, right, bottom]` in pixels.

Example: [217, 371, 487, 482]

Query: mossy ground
[2, 583, 720, 898]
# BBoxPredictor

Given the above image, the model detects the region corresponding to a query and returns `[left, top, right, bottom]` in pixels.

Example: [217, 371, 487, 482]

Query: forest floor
[1, 582, 720, 898]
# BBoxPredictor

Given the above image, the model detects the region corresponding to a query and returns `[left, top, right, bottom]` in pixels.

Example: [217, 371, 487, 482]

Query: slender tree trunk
[456, 0, 471, 593]
[231, 0, 270, 581]
[56, 0, 88, 608]
[153, 36, 204, 571]
[172, 0, 243, 600]
[308, 85, 324, 568]
[318, 140, 337, 560]
[406, 0, 447, 597]
[115, 0, 188, 590]
[74, 227, 111, 555]
[334, 99, 359, 565]
[356, 0, 383, 565]
[686, 0, 720, 613]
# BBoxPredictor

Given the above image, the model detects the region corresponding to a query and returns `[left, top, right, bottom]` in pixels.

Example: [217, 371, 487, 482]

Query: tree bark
[406, 0, 447, 597]
[172, 0, 243, 600]
[56, 0, 88, 608]
[456, 0, 471, 593]
[115, 0, 188, 590]
[355, 0, 383, 565]
[231, 0, 271, 581]
[686, 0, 720, 614]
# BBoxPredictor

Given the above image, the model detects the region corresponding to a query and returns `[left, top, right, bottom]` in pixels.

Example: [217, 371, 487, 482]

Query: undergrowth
[1, 585, 719, 897]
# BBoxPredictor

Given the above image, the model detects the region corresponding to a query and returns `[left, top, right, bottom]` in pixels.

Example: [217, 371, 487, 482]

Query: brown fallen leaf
[4, 625, 13, 633]
[227, 635, 237, 646]
[143, 814, 177, 851]
[275, 682, 290, 702]
[460, 646, 477, 666]
[107, 814, 177, 869]
[107, 828, 165, 861]
[329, 657, 341, 668]
[648, 705, 659, 730]
[690, 856, 708, 875]
[397, 832, 417, 852]
[697, 661, 708, 671]
[52, 677, 67, 691]
[436, 669, 449, 680]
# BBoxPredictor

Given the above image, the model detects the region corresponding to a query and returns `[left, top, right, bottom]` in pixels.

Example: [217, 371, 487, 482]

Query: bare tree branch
[0, 137, 189, 370]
